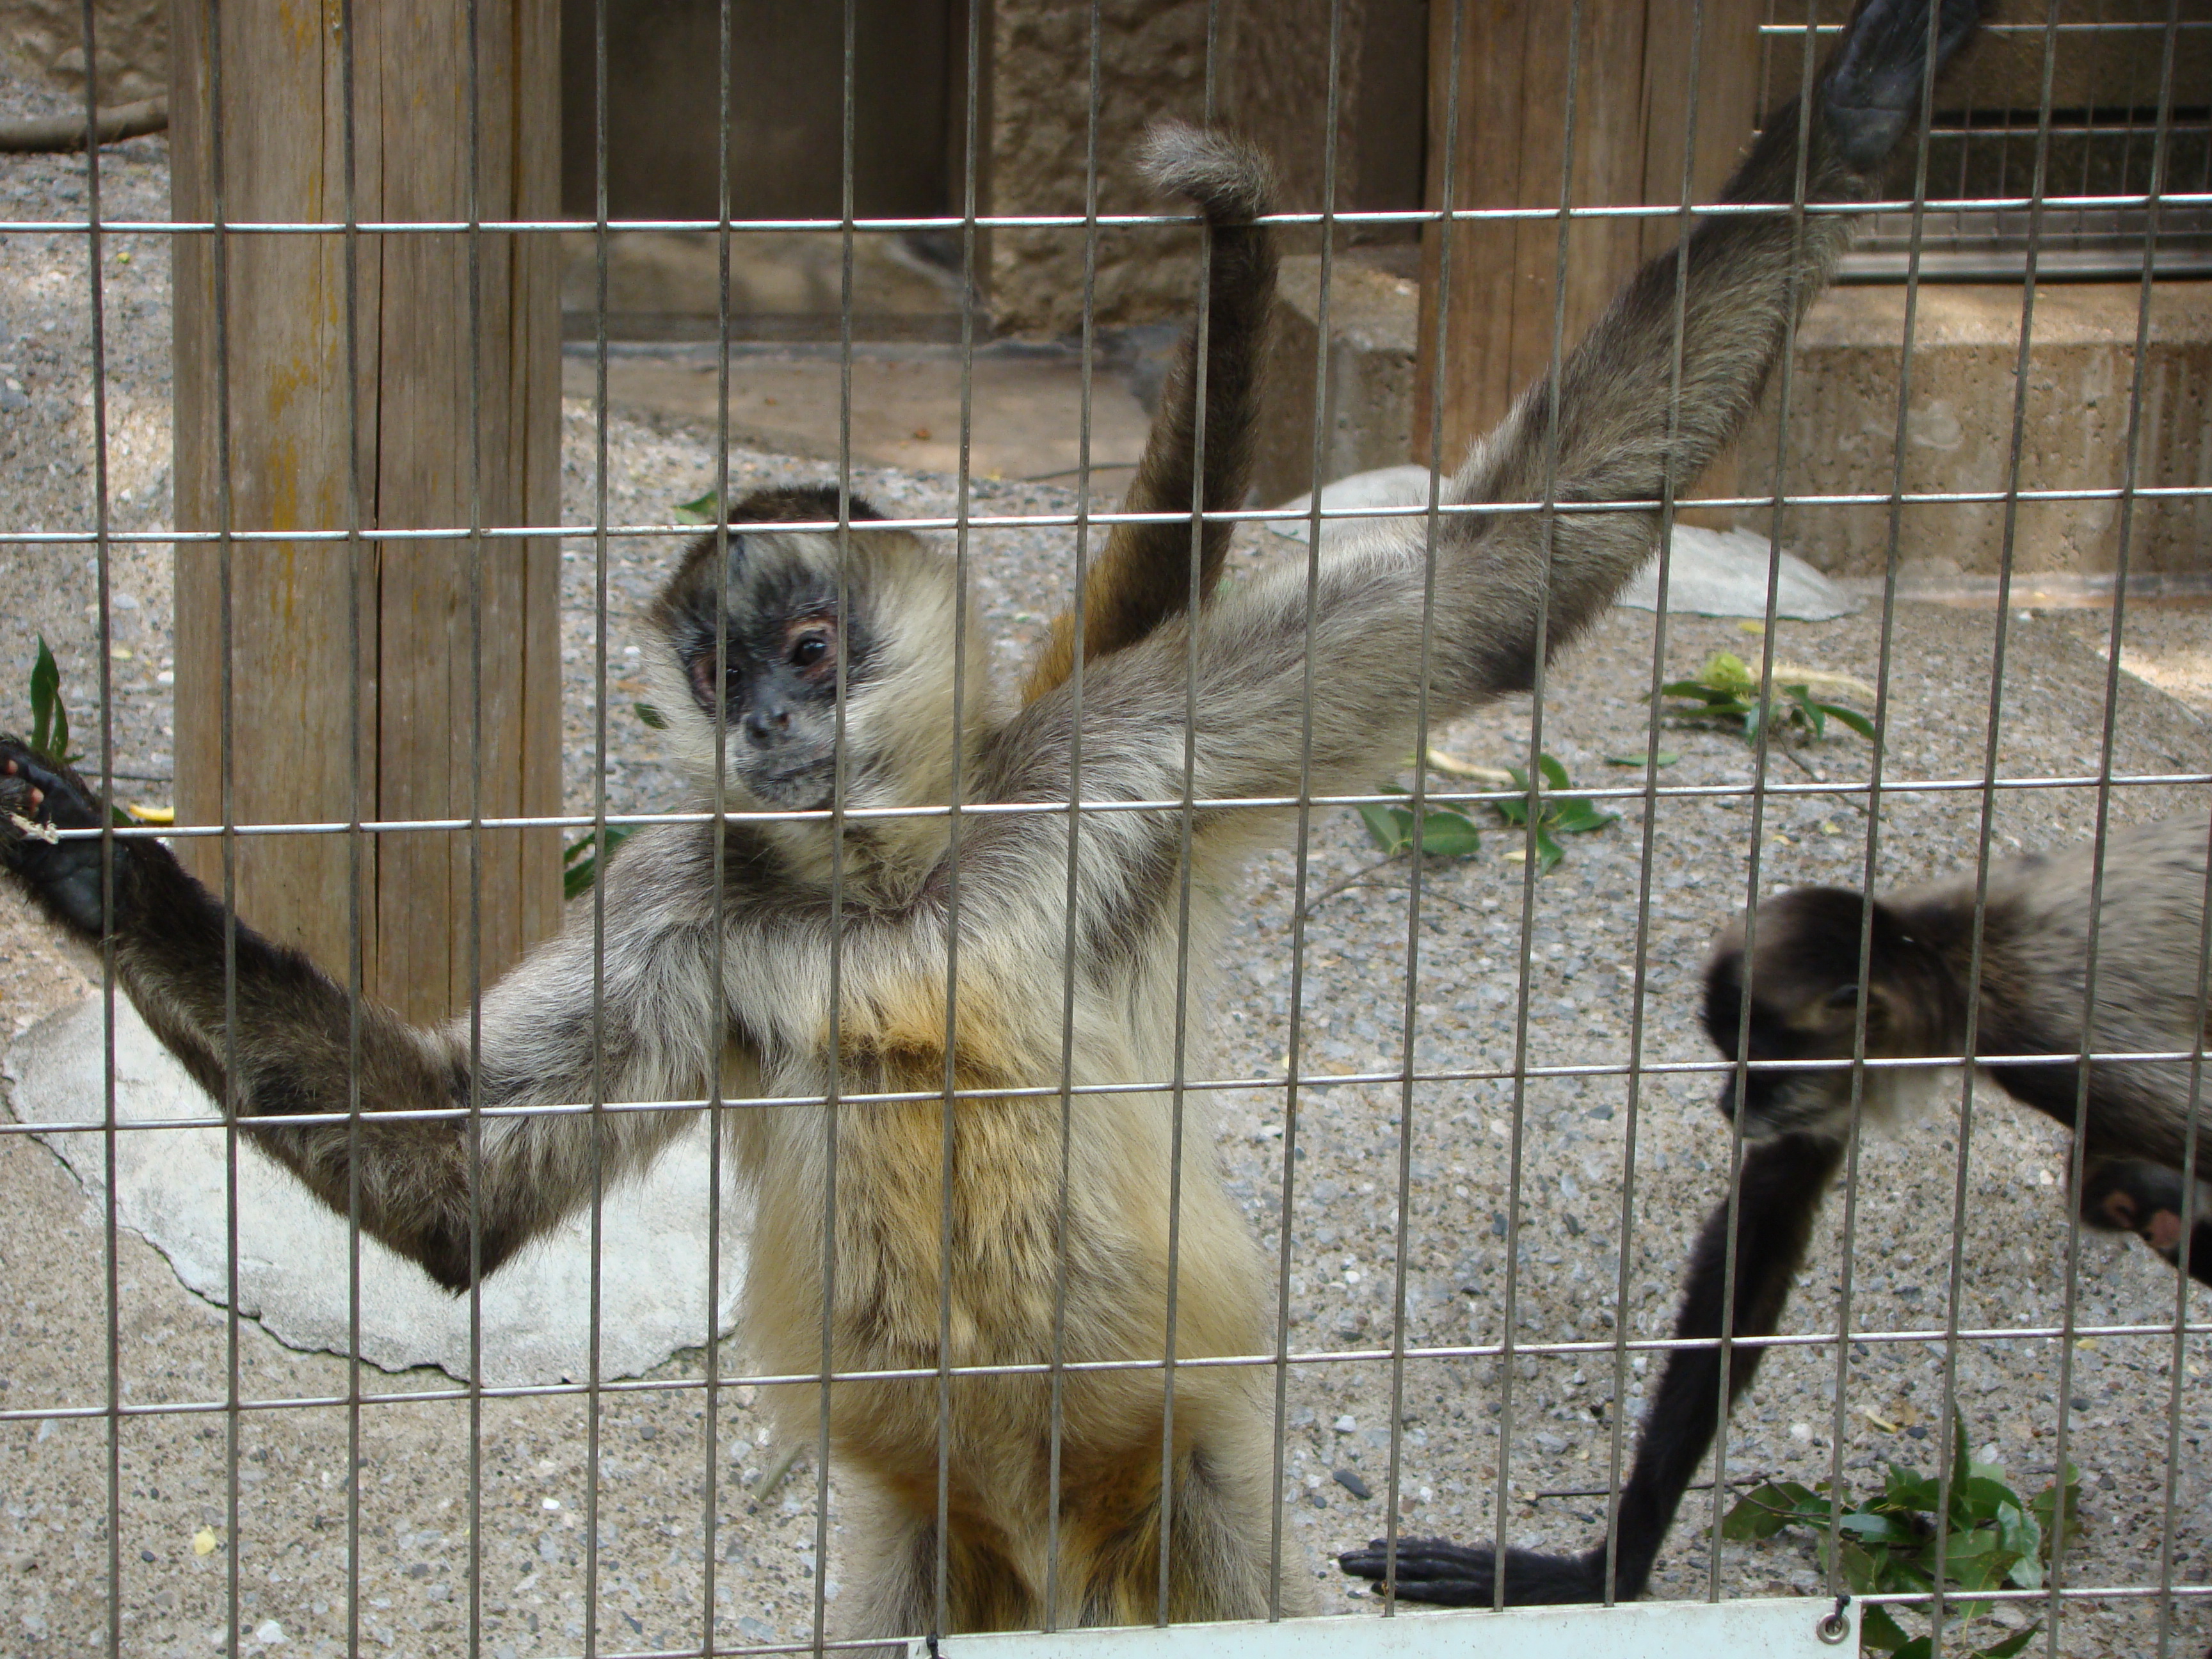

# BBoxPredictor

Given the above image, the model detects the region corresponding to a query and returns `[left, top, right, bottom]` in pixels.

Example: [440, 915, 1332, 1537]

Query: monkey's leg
[2079, 1156, 2212, 1290]
[840, 1502, 1038, 1640]
[1338, 1133, 1843, 1606]
[1071, 1439, 1290, 1626]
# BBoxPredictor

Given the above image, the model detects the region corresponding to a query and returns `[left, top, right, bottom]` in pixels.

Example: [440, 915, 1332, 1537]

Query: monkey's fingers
[1338, 1537, 1607, 1607]
[0, 737, 120, 933]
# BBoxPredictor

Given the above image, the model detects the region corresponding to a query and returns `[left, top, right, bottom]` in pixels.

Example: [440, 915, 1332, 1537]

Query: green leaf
[1785, 683, 1826, 740]
[1860, 1605, 1914, 1654]
[1356, 801, 1415, 856]
[1821, 701, 1877, 738]
[674, 490, 723, 525]
[1603, 750, 1679, 767]
[634, 701, 669, 730]
[1535, 753, 1569, 790]
[1550, 799, 1619, 835]
[1975, 1623, 2041, 1658]
[1837, 1539, 1887, 1595]
[1415, 808, 1482, 859]
[1885, 1467, 1944, 1514]
[1955, 1477, 2024, 1529]
[1950, 1406, 1972, 1497]
[1722, 1482, 1811, 1541]
[1838, 1511, 1923, 1548]
[1530, 826, 1564, 874]
[29, 634, 63, 761]
[561, 824, 637, 900]
[1891, 1638, 1933, 1659]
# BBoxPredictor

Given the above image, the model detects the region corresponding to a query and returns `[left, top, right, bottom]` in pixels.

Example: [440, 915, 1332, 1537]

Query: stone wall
[0, 0, 167, 103]
[1739, 283, 2212, 579]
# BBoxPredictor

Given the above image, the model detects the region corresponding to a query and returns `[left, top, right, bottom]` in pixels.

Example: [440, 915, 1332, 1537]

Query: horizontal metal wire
[6, 1043, 2199, 1143]
[6, 1317, 2203, 1427]
[6, 189, 2211, 237]
[22, 770, 2212, 849]
[14, 481, 2212, 548]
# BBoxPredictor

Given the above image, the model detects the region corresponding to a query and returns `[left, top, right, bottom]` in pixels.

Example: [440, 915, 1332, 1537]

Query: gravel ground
[6, 76, 2212, 1659]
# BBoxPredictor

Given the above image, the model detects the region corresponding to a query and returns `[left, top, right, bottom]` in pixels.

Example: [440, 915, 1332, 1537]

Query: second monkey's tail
[1022, 122, 1278, 703]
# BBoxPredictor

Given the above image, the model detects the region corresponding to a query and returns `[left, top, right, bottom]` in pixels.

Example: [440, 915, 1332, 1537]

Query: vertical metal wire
[1043, 0, 1110, 1627]
[812, 0, 860, 1649]
[337, 3, 369, 1653]
[701, 0, 737, 1649]
[1917, 9, 2065, 1650]
[1489, 0, 1592, 1607]
[461, 4, 491, 1653]
[71, 2, 120, 1653]
[2042, 12, 2186, 1654]
[585, 0, 614, 1647]
[1598, 0, 1710, 1603]
[1153, 0, 1227, 1620]
[1269, 0, 1349, 1617]
[1385, 0, 1464, 1608]
[1716, 0, 1821, 1601]
[199, 0, 247, 1650]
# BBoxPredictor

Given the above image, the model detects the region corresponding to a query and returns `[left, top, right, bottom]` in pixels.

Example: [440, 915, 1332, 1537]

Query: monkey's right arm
[0, 739, 721, 1290]
[1339, 1133, 1844, 1606]
[1020, 124, 1278, 703]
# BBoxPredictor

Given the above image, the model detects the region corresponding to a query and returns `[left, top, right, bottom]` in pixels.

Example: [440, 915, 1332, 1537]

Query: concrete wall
[0, 0, 167, 102]
[1739, 283, 2212, 580]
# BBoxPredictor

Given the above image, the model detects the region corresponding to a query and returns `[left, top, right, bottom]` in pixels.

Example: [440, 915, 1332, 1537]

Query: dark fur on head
[1703, 885, 1956, 1136]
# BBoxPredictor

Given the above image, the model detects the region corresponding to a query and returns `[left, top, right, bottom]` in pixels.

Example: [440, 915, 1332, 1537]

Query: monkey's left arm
[0, 740, 725, 1289]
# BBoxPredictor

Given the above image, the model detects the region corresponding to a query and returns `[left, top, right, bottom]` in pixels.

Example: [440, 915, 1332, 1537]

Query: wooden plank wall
[1413, 0, 1766, 515]
[171, 0, 563, 1025]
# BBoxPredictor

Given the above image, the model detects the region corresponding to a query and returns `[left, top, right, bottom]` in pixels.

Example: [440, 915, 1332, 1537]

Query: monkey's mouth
[733, 750, 836, 813]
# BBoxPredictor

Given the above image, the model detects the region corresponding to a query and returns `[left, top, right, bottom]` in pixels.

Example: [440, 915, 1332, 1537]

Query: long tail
[1022, 122, 1278, 703]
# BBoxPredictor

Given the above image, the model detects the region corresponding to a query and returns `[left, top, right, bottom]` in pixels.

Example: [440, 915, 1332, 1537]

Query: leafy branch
[1657, 651, 1875, 746]
[1489, 755, 1618, 874]
[1723, 1408, 2077, 1657]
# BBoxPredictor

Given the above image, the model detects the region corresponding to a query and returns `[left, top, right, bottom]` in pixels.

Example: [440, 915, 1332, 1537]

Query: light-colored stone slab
[1614, 524, 1859, 621]
[1266, 465, 1857, 620]
[2, 996, 748, 1387]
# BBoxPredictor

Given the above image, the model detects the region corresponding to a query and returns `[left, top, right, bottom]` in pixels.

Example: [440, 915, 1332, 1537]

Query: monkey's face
[650, 520, 877, 812]
[1702, 887, 1907, 1139]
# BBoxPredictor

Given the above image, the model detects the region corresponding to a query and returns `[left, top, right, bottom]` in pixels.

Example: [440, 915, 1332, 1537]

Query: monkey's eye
[785, 623, 835, 675]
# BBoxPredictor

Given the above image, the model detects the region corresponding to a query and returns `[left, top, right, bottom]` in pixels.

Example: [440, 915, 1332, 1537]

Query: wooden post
[1413, 0, 1764, 519]
[170, 0, 563, 1024]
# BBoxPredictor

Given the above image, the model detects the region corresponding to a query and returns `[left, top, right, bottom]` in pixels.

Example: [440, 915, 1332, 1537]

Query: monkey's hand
[1337, 1537, 1613, 1607]
[1822, 0, 1989, 172]
[0, 737, 122, 936]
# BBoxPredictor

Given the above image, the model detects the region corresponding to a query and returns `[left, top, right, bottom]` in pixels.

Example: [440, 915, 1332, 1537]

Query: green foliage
[1722, 1410, 2076, 1657]
[1356, 783, 1481, 861]
[562, 824, 637, 901]
[1657, 651, 1875, 745]
[673, 490, 723, 525]
[1488, 754, 1618, 874]
[1603, 749, 1679, 769]
[634, 701, 669, 730]
[28, 635, 79, 765]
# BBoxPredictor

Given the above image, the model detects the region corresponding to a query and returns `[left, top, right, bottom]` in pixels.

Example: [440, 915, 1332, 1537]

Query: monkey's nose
[743, 704, 792, 746]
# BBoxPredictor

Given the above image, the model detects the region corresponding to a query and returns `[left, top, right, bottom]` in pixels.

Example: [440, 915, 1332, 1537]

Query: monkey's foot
[1337, 1537, 1615, 1607]
[1822, 0, 1989, 170]
[2081, 1158, 2212, 1286]
[0, 737, 116, 933]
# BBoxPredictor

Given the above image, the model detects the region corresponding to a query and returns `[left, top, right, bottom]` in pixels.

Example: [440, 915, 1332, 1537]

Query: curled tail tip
[1137, 120, 1275, 223]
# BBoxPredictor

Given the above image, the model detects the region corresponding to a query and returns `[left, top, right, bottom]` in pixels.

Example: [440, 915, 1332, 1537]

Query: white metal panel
[908, 1598, 1855, 1659]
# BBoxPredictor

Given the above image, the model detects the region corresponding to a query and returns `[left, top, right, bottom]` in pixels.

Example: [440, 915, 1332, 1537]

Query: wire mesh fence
[1, 2, 2210, 1658]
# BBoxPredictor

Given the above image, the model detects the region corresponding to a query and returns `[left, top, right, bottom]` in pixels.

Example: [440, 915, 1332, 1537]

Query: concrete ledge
[3, 997, 748, 1387]
[1738, 281, 2212, 580]
[1252, 251, 1419, 508]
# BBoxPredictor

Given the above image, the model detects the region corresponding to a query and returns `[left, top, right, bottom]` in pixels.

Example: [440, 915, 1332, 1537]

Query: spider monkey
[1343, 813, 2211, 1610]
[1, 0, 1968, 1627]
